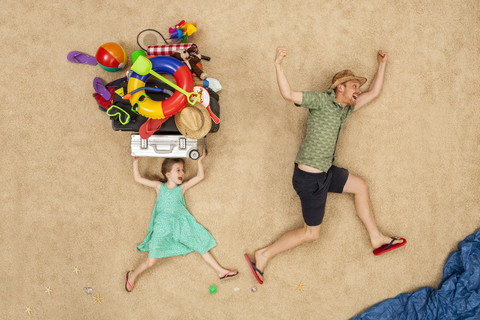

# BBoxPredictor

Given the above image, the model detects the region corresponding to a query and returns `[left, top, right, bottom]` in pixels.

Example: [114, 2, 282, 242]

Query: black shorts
[292, 163, 349, 226]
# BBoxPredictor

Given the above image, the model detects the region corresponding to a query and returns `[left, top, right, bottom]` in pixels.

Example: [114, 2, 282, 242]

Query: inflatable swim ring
[127, 56, 194, 119]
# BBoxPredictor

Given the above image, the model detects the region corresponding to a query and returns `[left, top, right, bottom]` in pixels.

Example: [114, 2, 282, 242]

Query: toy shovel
[131, 56, 199, 105]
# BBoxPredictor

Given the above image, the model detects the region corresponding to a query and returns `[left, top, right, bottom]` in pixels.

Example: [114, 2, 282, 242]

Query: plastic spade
[131, 56, 199, 105]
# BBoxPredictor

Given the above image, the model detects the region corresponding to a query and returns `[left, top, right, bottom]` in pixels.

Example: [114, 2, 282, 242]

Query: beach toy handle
[148, 70, 199, 105]
[205, 105, 220, 124]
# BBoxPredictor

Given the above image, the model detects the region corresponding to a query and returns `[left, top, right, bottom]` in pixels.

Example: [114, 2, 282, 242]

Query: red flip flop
[373, 238, 407, 256]
[244, 254, 263, 285]
[125, 271, 134, 292]
[139, 118, 167, 139]
[220, 270, 238, 280]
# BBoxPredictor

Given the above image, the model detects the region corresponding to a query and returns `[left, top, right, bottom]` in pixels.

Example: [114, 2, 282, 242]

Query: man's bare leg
[253, 224, 321, 281]
[343, 173, 403, 249]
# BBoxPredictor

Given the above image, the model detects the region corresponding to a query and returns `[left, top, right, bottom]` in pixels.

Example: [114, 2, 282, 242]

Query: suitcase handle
[153, 145, 175, 153]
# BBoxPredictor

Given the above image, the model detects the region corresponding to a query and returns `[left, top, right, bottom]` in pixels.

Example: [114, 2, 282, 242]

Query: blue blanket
[352, 229, 480, 320]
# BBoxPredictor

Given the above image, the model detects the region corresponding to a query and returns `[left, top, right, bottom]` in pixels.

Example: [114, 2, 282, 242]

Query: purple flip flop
[93, 77, 112, 100]
[67, 51, 97, 66]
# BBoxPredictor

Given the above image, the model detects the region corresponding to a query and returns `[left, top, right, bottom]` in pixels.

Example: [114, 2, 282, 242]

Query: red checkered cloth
[147, 43, 198, 56]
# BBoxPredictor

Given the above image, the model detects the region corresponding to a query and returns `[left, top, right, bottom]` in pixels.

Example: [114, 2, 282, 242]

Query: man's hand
[275, 46, 287, 65]
[377, 50, 388, 64]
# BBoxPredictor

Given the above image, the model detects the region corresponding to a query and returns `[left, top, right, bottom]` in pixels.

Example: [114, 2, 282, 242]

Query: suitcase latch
[179, 138, 186, 150]
[141, 138, 148, 149]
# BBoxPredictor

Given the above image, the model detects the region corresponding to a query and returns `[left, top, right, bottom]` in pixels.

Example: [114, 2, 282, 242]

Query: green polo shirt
[295, 90, 354, 172]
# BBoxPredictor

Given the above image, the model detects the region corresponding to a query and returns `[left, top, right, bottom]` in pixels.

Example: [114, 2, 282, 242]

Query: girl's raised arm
[133, 157, 162, 189]
[181, 148, 206, 193]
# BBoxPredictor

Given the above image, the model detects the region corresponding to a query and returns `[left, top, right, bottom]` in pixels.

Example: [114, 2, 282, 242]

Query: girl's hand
[198, 147, 207, 161]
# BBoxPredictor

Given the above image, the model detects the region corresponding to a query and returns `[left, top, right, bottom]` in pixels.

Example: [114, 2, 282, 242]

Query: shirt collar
[326, 89, 349, 109]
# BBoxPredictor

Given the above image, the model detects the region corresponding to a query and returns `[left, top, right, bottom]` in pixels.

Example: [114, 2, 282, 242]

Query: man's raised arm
[355, 50, 388, 110]
[275, 46, 303, 105]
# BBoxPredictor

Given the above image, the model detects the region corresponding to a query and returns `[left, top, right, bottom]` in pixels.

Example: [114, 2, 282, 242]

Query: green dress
[137, 184, 216, 258]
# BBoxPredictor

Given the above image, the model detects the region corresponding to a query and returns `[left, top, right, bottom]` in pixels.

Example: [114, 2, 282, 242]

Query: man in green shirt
[245, 47, 406, 284]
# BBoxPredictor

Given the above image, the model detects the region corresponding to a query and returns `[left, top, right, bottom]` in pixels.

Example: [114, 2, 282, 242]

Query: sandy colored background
[2, 0, 479, 319]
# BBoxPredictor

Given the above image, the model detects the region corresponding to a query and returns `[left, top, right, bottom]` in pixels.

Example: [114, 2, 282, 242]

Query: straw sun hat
[174, 103, 212, 139]
[329, 69, 367, 89]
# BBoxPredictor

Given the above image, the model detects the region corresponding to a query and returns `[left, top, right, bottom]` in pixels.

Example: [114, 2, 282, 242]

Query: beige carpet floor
[2, 0, 479, 319]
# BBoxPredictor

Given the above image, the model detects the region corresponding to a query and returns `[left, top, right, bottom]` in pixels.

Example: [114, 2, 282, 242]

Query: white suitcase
[131, 134, 206, 159]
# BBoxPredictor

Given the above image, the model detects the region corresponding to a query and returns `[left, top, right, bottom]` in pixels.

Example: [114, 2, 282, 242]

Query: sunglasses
[131, 93, 148, 114]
